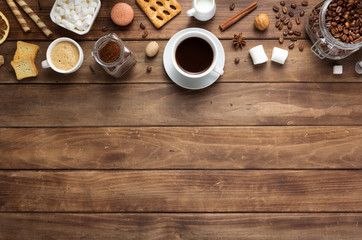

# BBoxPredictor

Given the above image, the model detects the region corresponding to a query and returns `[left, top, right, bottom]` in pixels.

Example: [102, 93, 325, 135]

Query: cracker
[14, 41, 39, 61]
[136, 0, 181, 28]
[11, 56, 38, 80]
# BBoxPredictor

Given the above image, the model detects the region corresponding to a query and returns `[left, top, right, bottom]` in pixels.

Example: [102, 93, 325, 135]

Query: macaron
[111, 3, 135, 27]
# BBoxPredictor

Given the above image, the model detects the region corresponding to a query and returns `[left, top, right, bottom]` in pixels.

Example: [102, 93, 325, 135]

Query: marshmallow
[75, 0, 81, 5]
[69, 2, 75, 10]
[56, 6, 65, 16]
[89, 1, 98, 8]
[271, 47, 289, 64]
[75, 5, 81, 13]
[355, 61, 362, 74]
[249, 45, 268, 65]
[81, 2, 88, 9]
[75, 20, 83, 30]
[64, 7, 70, 16]
[333, 65, 343, 74]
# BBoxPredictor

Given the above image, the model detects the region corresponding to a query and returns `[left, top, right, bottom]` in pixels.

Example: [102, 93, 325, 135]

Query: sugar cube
[333, 65, 343, 74]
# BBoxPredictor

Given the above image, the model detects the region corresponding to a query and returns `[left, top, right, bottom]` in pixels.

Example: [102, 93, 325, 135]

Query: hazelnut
[145, 41, 159, 58]
[254, 14, 270, 31]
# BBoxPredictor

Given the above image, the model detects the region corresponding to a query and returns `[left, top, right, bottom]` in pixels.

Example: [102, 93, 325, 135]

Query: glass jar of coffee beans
[306, 0, 362, 59]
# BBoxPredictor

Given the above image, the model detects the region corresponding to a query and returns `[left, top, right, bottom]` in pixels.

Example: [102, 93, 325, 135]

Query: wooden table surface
[0, 0, 362, 239]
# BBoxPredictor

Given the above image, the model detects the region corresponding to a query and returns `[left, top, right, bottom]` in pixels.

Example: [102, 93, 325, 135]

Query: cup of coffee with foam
[172, 30, 224, 81]
[42, 37, 84, 74]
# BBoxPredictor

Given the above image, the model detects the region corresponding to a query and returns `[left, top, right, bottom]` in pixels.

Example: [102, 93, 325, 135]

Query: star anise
[233, 32, 246, 49]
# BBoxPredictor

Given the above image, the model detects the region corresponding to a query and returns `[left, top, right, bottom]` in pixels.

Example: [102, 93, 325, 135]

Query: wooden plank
[1, 127, 361, 169]
[0, 213, 362, 240]
[0, 0, 317, 41]
[1, 170, 361, 212]
[0, 83, 361, 127]
[0, 40, 361, 84]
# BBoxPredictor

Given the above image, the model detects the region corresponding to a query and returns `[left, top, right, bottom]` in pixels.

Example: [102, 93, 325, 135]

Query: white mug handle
[186, 8, 196, 17]
[41, 60, 50, 69]
[213, 66, 224, 76]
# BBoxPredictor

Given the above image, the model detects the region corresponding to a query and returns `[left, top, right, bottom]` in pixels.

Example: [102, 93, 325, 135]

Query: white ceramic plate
[50, 0, 101, 35]
[163, 28, 225, 90]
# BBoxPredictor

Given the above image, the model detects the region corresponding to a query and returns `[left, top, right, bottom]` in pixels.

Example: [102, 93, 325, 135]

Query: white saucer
[163, 28, 225, 90]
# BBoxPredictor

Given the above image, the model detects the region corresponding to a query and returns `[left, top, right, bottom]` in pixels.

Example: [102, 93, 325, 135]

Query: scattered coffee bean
[102, 26, 108, 32]
[234, 57, 240, 64]
[147, 66, 152, 72]
[288, 30, 294, 35]
[296, 17, 301, 24]
[291, 3, 297, 9]
[280, 1, 285, 6]
[140, 22, 146, 30]
[289, 10, 294, 17]
[288, 22, 293, 29]
[142, 30, 148, 38]
[89, 65, 95, 73]
[300, 10, 305, 17]
[281, 16, 287, 22]
[279, 36, 284, 43]
[291, 36, 298, 41]
[273, 5, 279, 12]
[298, 42, 304, 51]
[278, 22, 284, 30]
[301, 0, 308, 6]
[229, 3, 235, 11]
[275, 21, 280, 28]
[276, 12, 281, 19]
[288, 42, 295, 49]
[283, 29, 289, 36]
[284, 18, 290, 24]
[282, 6, 288, 14]
[37, 0, 42, 10]
[294, 30, 301, 36]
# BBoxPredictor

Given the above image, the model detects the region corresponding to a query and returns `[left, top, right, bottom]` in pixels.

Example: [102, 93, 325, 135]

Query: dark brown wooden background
[0, 0, 361, 239]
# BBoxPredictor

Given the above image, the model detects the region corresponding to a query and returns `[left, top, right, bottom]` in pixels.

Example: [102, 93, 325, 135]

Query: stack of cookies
[11, 41, 39, 80]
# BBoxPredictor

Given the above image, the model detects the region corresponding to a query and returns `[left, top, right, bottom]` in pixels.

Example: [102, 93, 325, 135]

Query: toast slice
[14, 41, 40, 61]
[136, 0, 181, 28]
[11, 56, 38, 80]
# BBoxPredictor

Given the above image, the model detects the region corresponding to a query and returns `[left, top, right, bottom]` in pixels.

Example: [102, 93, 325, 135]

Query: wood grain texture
[0, 0, 317, 41]
[1, 127, 361, 169]
[0, 213, 362, 240]
[0, 83, 361, 127]
[0, 40, 361, 84]
[1, 170, 361, 212]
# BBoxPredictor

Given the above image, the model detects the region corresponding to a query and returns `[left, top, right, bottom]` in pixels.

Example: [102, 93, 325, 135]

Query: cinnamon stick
[219, 1, 258, 31]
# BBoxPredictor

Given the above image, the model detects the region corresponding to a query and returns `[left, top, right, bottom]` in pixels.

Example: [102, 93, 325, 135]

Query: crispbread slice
[136, 0, 181, 28]
[14, 41, 40, 61]
[11, 56, 38, 80]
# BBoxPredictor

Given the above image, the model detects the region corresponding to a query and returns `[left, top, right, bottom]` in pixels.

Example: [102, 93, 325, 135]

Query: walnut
[255, 14, 270, 31]
[233, 33, 246, 49]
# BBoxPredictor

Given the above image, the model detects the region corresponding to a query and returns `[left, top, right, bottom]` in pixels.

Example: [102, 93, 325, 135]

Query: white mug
[42, 37, 84, 74]
[172, 30, 224, 79]
[186, 0, 216, 21]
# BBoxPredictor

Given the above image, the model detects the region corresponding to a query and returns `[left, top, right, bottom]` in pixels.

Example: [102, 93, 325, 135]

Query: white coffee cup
[41, 37, 84, 74]
[186, 0, 216, 21]
[172, 30, 224, 80]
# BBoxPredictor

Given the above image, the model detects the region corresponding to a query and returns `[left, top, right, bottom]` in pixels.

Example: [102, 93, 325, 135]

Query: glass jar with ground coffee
[306, 0, 362, 60]
[92, 33, 136, 78]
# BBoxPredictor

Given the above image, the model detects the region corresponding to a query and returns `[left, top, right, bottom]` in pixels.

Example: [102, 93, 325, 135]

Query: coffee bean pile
[325, 0, 361, 44]
[273, 1, 309, 50]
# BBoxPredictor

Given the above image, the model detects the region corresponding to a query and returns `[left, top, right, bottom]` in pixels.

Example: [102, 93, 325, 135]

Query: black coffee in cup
[176, 37, 214, 74]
